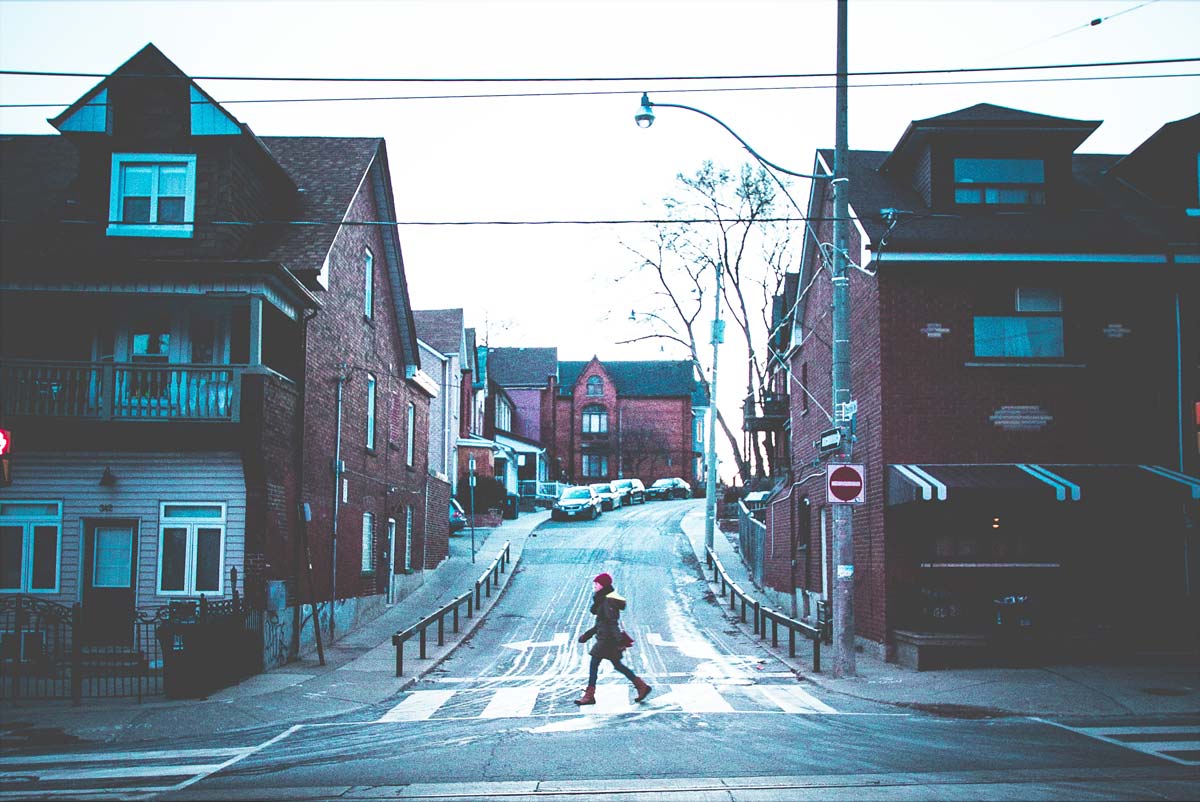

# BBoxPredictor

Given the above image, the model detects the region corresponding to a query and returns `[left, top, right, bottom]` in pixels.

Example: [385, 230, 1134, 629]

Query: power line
[0, 215, 858, 228]
[0, 55, 1195, 83]
[2, 69, 1196, 110]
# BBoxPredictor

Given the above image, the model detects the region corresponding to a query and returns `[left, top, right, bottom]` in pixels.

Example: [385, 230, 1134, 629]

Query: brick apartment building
[760, 104, 1199, 667]
[548, 358, 708, 487]
[0, 44, 443, 667]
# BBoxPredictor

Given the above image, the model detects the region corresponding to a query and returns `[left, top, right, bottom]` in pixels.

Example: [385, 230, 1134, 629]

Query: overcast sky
[1, 0, 1197, 472]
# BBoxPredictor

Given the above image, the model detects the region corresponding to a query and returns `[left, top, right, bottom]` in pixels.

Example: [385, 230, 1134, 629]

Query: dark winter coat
[581, 589, 627, 660]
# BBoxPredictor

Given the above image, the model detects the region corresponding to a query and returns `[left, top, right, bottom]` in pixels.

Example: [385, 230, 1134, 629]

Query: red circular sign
[829, 465, 864, 502]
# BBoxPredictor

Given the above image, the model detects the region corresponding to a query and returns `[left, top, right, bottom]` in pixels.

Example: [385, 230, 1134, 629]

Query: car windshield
[561, 488, 591, 500]
[590, 484, 611, 493]
[651, 479, 673, 488]
[612, 480, 632, 489]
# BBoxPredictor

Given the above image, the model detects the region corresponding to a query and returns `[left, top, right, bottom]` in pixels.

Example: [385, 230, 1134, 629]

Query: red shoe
[574, 685, 596, 705]
[632, 677, 652, 703]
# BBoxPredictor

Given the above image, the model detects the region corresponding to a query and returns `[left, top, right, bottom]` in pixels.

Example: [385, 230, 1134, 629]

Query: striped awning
[887, 464, 1200, 505]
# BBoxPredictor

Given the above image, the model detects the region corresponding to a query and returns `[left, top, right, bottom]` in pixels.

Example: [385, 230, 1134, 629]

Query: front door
[82, 520, 138, 646]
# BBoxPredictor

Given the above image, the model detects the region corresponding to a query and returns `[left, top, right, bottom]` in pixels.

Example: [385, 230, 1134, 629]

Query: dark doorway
[82, 519, 138, 646]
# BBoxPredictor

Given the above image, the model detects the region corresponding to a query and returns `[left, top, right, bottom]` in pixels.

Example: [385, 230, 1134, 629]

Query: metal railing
[1, 359, 242, 422]
[518, 481, 567, 500]
[705, 546, 821, 673]
[737, 500, 767, 586]
[392, 541, 511, 676]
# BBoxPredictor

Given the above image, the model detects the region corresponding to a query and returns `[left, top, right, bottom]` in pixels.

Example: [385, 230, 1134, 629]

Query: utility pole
[830, 0, 856, 677]
[704, 259, 724, 551]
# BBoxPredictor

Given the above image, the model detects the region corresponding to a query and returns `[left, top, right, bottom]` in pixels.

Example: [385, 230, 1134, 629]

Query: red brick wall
[424, 476, 450, 569]
[299, 159, 431, 603]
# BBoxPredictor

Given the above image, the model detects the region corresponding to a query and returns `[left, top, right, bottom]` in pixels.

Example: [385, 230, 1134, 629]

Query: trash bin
[992, 594, 1035, 664]
[157, 620, 206, 699]
[501, 493, 519, 520]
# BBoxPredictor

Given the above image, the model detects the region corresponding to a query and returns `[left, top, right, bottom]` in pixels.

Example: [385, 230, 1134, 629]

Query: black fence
[1, 570, 262, 703]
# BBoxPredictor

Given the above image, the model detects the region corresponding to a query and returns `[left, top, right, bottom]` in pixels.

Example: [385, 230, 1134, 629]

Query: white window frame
[361, 512, 375, 573]
[156, 503, 226, 596]
[496, 398, 513, 432]
[582, 454, 608, 478]
[0, 501, 63, 594]
[404, 507, 413, 572]
[366, 373, 377, 450]
[586, 376, 603, 396]
[92, 524, 135, 589]
[406, 402, 416, 466]
[364, 248, 375, 320]
[107, 153, 197, 238]
[582, 405, 608, 434]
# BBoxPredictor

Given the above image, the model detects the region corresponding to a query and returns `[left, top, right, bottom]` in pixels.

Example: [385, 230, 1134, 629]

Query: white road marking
[0, 764, 219, 781]
[659, 682, 735, 712]
[1033, 719, 1200, 767]
[752, 684, 837, 714]
[501, 632, 569, 651]
[479, 687, 540, 719]
[377, 689, 456, 722]
[0, 747, 250, 766]
[588, 683, 633, 714]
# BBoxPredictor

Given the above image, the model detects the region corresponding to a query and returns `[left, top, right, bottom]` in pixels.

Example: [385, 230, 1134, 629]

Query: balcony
[1, 360, 243, 422]
[743, 391, 789, 432]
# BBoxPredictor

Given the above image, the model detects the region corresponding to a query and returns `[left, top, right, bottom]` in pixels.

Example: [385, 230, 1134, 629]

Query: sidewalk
[678, 503, 1200, 719]
[2, 510, 550, 748]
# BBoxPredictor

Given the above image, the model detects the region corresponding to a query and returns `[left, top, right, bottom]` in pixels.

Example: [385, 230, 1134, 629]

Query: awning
[887, 463, 1200, 506]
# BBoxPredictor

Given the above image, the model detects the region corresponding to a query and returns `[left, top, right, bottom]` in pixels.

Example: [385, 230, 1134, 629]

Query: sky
[1, 0, 1197, 475]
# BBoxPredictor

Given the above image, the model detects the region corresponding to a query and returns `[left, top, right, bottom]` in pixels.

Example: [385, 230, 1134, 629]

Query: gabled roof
[557, 360, 702, 400]
[414, 309, 466, 356]
[258, 136, 383, 274]
[488, 347, 559, 387]
[881, 103, 1100, 173]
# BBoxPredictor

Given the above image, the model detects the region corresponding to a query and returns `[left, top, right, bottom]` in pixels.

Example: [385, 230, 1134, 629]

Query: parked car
[449, 499, 467, 533]
[610, 478, 646, 505]
[646, 477, 692, 501]
[552, 486, 603, 521]
[589, 482, 622, 511]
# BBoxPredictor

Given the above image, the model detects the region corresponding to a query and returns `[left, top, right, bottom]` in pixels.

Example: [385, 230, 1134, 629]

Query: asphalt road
[7, 501, 1198, 800]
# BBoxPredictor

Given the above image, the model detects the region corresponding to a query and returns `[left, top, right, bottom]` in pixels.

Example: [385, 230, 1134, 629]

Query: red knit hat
[593, 572, 613, 588]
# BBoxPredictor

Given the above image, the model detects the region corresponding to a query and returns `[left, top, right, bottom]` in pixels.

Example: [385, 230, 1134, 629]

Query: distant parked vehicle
[646, 477, 691, 501]
[449, 499, 468, 532]
[611, 478, 646, 505]
[552, 486, 603, 521]
[589, 482, 622, 511]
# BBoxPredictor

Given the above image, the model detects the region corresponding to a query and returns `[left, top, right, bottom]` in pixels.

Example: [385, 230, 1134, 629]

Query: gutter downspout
[331, 369, 347, 643]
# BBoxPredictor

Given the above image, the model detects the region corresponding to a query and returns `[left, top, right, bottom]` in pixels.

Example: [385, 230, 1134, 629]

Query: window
[582, 405, 608, 434]
[108, 153, 197, 238]
[695, 414, 704, 445]
[361, 512, 374, 573]
[800, 363, 809, 413]
[366, 373, 377, 450]
[496, 398, 513, 432]
[582, 454, 608, 478]
[973, 288, 1064, 358]
[404, 507, 413, 572]
[406, 402, 416, 466]
[93, 526, 134, 588]
[157, 503, 224, 595]
[364, 248, 375, 320]
[0, 502, 62, 594]
[131, 317, 171, 364]
[586, 376, 603, 396]
[953, 158, 1045, 206]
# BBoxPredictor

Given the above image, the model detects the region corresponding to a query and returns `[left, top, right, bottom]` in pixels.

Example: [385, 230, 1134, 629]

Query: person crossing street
[574, 572, 652, 705]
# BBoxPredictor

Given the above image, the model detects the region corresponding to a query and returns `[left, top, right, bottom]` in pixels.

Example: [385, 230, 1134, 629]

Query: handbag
[619, 630, 634, 648]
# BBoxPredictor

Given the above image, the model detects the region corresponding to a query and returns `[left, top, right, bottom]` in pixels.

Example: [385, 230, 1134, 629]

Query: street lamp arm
[639, 94, 830, 181]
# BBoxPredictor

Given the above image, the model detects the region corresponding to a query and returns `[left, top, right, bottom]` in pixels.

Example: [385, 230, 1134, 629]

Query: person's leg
[587, 654, 603, 686]
[608, 655, 636, 682]
[611, 655, 653, 702]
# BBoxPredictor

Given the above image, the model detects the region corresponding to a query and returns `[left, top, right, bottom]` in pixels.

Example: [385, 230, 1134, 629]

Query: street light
[633, 20, 854, 678]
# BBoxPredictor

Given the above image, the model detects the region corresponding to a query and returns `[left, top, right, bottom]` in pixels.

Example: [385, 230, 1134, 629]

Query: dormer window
[586, 376, 603, 396]
[107, 153, 196, 238]
[954, 158, 1045, 206]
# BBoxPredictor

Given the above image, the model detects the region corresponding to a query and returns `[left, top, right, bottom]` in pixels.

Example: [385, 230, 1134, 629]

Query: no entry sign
[827, 463, 865, 504]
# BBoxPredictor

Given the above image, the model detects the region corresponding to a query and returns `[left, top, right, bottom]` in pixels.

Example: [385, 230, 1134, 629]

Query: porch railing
[738, 500, 767, 585]
[1, 359, 243, 422]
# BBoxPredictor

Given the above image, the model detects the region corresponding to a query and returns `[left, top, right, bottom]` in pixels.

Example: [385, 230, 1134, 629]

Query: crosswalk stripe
[479, 687, 540, 719]
[377, 689, 456, 722]
[1041, 721, 1200, 766]
[662, 682, 735, 712]
[589, 684, 633, 714]
[752, 684, 837, 714]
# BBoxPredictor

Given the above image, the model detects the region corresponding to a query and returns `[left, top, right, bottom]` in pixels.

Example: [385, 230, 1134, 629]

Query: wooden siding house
[763, 105, 1199, 667]
[0, 44, 438, 666]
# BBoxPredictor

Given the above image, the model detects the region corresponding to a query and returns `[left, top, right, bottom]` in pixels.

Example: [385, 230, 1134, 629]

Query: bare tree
[618, 161, 797, 481]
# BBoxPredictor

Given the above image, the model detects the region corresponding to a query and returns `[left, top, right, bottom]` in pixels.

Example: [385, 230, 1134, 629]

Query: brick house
[0, 44, 442, 666]
[415, 308, 468, 492]
[549, 358, 708, 487]
[762, 104, 1199, 667]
